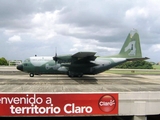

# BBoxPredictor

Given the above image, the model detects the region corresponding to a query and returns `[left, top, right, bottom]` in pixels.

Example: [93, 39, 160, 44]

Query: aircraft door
[35, 67, 41, 74]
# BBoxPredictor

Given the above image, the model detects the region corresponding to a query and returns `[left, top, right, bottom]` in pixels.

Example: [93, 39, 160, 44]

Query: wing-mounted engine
[53, 52, 98, 77]
[66, 52, 98, 77]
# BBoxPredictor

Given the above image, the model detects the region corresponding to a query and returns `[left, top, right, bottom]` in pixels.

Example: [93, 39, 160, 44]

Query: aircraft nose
[17, 64, 23, 71]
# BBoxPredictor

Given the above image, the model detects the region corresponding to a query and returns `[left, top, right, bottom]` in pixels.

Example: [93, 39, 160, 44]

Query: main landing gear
[29, 72, 83, 77]
[67, 71, 83, 77]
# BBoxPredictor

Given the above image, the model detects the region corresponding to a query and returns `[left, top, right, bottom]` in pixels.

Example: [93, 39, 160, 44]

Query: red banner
[0, 93, 118, 116]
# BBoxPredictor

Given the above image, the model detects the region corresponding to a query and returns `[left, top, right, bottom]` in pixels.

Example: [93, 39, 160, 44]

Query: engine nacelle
[58, 66, 68, 72]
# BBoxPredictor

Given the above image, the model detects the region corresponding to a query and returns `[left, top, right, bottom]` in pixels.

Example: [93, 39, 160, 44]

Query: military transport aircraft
[17, 30, 149, 77]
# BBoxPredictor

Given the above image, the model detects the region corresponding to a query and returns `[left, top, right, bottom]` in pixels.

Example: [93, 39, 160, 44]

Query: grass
[152, 65, 160, 70]
[104, 68, 160, 75]
[103, 65, 160, 75]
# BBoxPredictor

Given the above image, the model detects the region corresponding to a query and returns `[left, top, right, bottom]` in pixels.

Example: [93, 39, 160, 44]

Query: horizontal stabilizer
[126, 57, 149, 61]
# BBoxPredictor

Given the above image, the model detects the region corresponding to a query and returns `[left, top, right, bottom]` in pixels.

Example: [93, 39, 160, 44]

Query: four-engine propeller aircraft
[17, 30, 149, 77]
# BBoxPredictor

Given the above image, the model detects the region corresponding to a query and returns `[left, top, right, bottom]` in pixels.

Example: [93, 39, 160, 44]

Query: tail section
[119, 30, 142, 58]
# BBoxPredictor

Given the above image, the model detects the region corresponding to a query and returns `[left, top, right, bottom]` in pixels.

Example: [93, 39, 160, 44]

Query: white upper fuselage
[26, 56, 127, 67]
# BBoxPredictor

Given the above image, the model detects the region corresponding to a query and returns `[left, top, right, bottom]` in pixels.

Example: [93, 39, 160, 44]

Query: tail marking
[125, 41, 136, 56]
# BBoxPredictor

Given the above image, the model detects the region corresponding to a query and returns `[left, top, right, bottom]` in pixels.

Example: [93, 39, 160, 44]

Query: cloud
[1, 0, 160, 63]
[149, 44, 160, 52]
[8, 35, 22, 42]
[125, 7, 148, 19]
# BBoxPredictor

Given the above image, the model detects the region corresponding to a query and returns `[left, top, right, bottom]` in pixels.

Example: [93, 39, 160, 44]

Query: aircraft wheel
[78, 73, 83, 77]
[67, 72, 70, 77]
[68, 74, 71, 77]
[68, 71, 74, 77]
[30, 73, 34, 77]
[69, 74, 74, 77]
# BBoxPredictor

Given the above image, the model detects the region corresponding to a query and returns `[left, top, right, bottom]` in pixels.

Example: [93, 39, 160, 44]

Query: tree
[115, 60, 153, 69]
[0, 57, 8, 65]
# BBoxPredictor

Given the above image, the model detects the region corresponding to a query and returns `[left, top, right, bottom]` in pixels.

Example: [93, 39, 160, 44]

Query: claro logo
[98, 94, 116, 113]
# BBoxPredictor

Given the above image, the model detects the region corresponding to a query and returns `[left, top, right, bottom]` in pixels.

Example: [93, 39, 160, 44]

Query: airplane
[17, 30, 149, 77]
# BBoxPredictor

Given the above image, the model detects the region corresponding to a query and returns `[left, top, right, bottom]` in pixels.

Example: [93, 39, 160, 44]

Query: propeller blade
[53, 47, 58, 62]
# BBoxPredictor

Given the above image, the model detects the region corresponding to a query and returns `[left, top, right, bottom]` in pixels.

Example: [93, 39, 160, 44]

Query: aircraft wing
[59, 52, 98, 70]
[72, 52, 96, 58]
[71, 52, 97, 63]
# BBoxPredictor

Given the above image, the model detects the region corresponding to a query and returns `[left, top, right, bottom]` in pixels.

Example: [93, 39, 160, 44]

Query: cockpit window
[24, 59, 30, 62]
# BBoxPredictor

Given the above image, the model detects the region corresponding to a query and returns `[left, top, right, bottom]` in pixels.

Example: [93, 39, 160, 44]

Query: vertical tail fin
[119, 30, 142, 58]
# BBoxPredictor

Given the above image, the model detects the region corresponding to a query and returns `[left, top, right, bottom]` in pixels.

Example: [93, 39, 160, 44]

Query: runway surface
[0, 66, 160, 92]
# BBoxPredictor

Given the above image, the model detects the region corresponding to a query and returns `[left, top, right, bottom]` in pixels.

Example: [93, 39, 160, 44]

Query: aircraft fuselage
[16, 30, 149, 77]
[17, 56, 127, 77]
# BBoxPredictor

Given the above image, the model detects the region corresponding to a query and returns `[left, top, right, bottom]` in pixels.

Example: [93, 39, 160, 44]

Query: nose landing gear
[29, 73, 34, 77]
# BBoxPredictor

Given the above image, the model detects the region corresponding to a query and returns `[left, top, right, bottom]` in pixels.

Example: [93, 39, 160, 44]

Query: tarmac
[0, 66, 160, 92]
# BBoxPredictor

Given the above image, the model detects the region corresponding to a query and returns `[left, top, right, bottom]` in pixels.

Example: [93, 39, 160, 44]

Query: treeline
[115, 60, 153, 69]
[0, 57, 8, 65]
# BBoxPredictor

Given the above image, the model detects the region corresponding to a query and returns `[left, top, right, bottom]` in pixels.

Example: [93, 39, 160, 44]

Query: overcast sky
[1, 0, 160, 63]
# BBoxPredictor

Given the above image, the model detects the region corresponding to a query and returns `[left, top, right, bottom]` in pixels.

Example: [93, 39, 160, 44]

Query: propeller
[53, 47, 58, 62]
